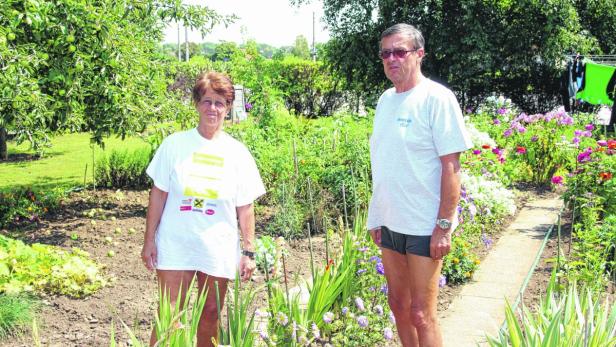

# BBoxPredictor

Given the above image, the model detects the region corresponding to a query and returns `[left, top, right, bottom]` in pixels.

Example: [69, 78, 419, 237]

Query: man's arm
[430, 152, 462, 260]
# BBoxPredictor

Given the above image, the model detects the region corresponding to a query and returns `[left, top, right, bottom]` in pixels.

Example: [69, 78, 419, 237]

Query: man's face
[380, 33, 423, 86]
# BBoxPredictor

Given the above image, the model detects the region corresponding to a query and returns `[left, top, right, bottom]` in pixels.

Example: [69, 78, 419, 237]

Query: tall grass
[0, 294, 38, 339]
[96, 147, 152, 189]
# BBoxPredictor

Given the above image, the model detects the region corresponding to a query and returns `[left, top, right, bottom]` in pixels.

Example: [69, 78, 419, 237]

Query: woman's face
[196, 87, 229, 133]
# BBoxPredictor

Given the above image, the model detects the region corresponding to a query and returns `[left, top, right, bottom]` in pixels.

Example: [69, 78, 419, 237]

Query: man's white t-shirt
[146, 129, 265, 279]
[367, 78, 473, 236]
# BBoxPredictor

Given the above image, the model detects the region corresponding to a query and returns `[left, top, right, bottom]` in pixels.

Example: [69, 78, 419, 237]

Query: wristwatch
[436, 218, 452, 230]
[241, 250, 256, 260]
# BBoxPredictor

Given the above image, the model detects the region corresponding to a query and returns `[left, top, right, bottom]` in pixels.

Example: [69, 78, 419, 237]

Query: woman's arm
[141, 185, 168, 271]
[237, 203, 256, 281]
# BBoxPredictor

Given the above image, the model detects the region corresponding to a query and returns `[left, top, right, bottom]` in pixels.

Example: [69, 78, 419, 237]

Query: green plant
[216, 276, 257, 347]
[0, 235, 106, 297]
[110, 278, 209, 347]
[486, 273, 616, 346]
[441, 237, 480, 285]
[0, 293, 38, 338]
[95, 147, 152, 189]
[0, 187, 65, 228]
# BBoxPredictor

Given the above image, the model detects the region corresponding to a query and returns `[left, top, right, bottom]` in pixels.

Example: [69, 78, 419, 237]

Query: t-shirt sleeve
[235, 148, 266, 207]
[146, 139, 172, 192]
[431, 90, 473, 156]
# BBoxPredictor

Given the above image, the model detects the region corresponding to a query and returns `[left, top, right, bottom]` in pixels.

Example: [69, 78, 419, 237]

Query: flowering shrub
[0, 188, 65, 228]
[460, 171, 516, 219]
[442, 238, 479, 285]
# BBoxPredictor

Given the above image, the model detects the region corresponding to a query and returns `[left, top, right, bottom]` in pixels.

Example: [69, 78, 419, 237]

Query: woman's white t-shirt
[367, 79, 473, 236]
[146, 129, 265, 279]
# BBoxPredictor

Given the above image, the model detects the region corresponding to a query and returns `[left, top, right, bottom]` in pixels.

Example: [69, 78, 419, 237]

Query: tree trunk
[0, 127, 7, 161]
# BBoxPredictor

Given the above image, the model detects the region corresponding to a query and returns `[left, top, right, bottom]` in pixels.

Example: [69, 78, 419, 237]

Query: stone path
[439, 195, 563, 347]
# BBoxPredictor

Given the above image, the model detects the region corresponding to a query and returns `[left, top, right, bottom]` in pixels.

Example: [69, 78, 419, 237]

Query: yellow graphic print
[182, 152, 224, 199]
[193, 198, 204, 208]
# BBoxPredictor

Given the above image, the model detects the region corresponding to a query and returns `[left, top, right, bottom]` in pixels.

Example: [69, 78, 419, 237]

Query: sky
[163, 0, 330, 47]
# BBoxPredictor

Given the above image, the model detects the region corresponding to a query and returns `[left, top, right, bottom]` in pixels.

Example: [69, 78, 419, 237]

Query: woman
[141, 71, 265, 347]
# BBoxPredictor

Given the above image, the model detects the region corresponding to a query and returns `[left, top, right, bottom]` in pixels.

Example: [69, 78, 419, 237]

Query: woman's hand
[141, 240, 157, 271]
[239, 255, 256, 281]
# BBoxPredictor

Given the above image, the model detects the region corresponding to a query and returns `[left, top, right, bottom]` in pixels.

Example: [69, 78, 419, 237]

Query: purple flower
[312, 322, 320, 339]
[598, 140, 608, 147]
[245, 102, 253, 111]
[259, 328, 269, 340]
[357, 316, 369, 328]
[380, 284, 388, 295]
[439, 275, 447, 288]
[492, 147, 503, 156]
[384, 327, 394, 340]
[551, 176, 563, 185]
[572, 137, 580, 145]
[468, 203, 477, 217]
[582, 130, 592, 137]
[497, 108, 507, 115]
[574, 129, 582, 137]
[585, 124, 594, 131]
[472, 149, 482, 155]
[559, 115, 573, 125]
[341, 307, 349, 315]
[374, 305, 384, 315]
[357, 246, 369, 252]
[369, 256, 381, 263]
[517, 126, 526, 133]
[389, 311, 396, 324]
[481, 233, 493, 248]
[493, 118, 501, 125]
[503, 129, 513, 137]
[376, 262, 385, 275]
[356, 269, 367, 275]
[354, 297, 365, 311]
[323, 312, 334, 324]
[577, 150, 592, 163]
[531, 135, 538, 142]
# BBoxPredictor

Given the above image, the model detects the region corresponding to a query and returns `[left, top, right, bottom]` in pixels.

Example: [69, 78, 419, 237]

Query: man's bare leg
[407, 254, 443, 347]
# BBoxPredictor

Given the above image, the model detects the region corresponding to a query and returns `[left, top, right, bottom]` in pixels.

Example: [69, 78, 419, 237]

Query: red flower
[599, 172, 613, 181]
[608, 140, 616, 150]
[516, 146, 527, 154]
[481, 144, 491, 149]
[325, 259, 334, 271]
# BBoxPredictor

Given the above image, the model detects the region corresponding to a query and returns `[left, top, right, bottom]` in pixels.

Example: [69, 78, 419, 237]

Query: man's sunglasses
[379, 49, 417, 60]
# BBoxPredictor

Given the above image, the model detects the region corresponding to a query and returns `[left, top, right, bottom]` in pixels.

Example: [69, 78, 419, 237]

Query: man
[367, 23, 472, 347]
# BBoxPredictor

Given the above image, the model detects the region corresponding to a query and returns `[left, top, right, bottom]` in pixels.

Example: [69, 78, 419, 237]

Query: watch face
[438, 219, 452, 229]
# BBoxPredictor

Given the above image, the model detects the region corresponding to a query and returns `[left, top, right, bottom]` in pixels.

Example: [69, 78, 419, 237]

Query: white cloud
[163, 0, 330, 47]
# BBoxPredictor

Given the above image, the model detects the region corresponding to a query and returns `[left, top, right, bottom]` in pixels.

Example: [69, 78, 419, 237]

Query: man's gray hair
[380, 23, 424, 50]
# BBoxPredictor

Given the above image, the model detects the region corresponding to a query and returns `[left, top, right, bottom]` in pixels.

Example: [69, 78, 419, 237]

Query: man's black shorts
[380, 226, 431, 258]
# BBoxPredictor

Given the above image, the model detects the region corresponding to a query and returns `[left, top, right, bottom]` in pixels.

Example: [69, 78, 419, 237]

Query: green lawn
[0, 133, 148, 191]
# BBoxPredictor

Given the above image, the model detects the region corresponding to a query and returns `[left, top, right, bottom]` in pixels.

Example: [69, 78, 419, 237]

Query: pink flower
[585, 124, 594, 131]
[551, 176, 563, 185]
[472, 149, 481, 155]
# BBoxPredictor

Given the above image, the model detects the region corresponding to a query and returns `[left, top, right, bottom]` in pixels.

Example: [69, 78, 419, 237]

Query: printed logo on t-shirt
[193, 198, 204, 208]
[179, 205, 192, 211]
[205, 209, 215, 215]
[397, 117, 412, 127]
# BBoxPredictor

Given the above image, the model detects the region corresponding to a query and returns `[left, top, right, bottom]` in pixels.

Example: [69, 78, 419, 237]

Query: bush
[96, 147, 152, 189]
[0, 187, 65, 229]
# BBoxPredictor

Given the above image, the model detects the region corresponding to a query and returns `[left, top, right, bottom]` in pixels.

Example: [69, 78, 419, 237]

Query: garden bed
[0, 187, 552, 346]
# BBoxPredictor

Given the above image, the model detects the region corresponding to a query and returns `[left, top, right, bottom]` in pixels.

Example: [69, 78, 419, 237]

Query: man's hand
[430, 226, 451, 260]
[369, 227, 382, 246]
[141, 240, 157, 271]
[239, 255, 256, 282]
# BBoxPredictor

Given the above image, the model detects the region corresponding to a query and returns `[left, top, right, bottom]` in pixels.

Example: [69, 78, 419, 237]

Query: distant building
[229, 85, 247, 122]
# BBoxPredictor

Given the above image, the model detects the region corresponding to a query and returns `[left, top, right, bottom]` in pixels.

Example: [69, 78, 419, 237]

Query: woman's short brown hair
[192, 71, 235, 106]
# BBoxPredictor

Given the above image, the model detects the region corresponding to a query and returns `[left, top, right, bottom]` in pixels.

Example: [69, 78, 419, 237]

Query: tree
[0, 0, 232, 160]
[212, 41, 240, 61]
[574, 0, 616, 54]
[291, 0, 605, 112]
[292, 35, 311, 59]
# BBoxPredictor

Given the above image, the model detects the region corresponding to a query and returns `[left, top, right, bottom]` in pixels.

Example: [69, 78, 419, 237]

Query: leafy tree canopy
[0, 0, 232, 159]
[292, 0, 610, 112]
